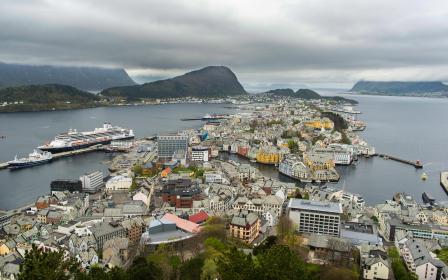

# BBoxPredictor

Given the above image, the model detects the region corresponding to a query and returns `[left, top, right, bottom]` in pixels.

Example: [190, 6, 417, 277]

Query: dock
[441, 171, 448, 194]
[377, 153, 423, 168]
[0, 145, 106, 170]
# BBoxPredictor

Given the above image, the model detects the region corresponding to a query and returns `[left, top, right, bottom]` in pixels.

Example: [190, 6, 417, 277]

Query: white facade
[80, 171, 104, 193]
[287, 199, 342, 236]
[363, 259, 390, 280]
[105, 175, 132, 192]
[191, 147, 209, 162]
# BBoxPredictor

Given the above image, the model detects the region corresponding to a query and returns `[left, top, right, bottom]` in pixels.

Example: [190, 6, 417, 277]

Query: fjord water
[1, 95, 448, 210]
[0, 104, 236, 210]
[335, 93, 448, 204]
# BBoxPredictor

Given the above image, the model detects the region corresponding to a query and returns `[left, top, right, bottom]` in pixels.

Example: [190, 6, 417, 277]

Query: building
[80, 171, 104, 193]
[191, 146, 210, 162]
[238, 164, 257, 181]
[401, 239, 446, 280]
[90, 221, 126, 250]
[50, 179, 82, 193]
[287, 198, 342, 236]
[229, 210, 261, 244]
[105, 175, 133, 192]
[159, 175, 202, 208]
[157, 134, 188, 161]
[361, 255, 390, 280]
[303, 152, 335, 171]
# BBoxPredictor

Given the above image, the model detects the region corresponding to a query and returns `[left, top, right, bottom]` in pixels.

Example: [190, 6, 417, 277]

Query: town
[1, 96, 446, 280]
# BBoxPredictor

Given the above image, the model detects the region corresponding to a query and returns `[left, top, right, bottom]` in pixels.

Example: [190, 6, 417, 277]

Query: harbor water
[1, 95, 448, 209]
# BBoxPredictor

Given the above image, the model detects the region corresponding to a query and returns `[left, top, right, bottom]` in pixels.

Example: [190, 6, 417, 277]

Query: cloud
[1, 0, 448, 88]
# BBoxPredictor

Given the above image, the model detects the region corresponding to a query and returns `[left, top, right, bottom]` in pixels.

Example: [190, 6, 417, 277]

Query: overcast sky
[2, 0, 448, 90]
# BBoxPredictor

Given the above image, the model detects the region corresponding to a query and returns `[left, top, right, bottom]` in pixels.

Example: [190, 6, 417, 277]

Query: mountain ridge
[0, 62, 136, 91]
[101, 66, 247, 99]
[351, 81, 448, 95]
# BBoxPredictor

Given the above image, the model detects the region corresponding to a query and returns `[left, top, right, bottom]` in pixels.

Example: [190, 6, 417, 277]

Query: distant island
[0, 62, 136, 91]
[0, 84, 102, 112]
[350, 81, 448, 97]
[267, 88, 358, 104]
[101, 66, 247, 100]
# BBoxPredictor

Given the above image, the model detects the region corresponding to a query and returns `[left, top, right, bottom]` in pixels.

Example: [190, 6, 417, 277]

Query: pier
[377, 153, 423, 168]
[441, 171, 448, 194]
[0, 145, 106, 170]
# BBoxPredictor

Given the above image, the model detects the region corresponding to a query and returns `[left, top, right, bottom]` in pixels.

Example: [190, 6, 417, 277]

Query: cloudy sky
[2, 0, 448, 90]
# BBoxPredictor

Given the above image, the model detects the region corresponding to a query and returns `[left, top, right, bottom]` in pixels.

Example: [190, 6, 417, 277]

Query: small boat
[421, 173, 428, 181]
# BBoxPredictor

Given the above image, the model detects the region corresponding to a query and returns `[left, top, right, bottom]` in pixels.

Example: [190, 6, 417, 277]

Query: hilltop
[101, 66, 247, 99]
[0, 84, 101, 112]
[351, 81, 448, 96]
[267, 88, 358, 104]
[0, 62, 136, 91]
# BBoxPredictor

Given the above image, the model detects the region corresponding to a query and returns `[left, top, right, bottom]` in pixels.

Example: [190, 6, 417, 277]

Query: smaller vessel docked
[8, 150, 53, 169]
[422, 192, 436, 205]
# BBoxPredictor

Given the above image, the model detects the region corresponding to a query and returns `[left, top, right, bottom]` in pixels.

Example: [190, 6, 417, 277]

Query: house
[132, 188, 151, 206]
[161, 213, 200, 233]
[90, 221, 126, 250]
[188, 211, 209, 224]
[120, 217, 146, 244]
[362, 255, 390, 280]
[401, 239, 446, 280]
[229, 210, 260, 244]
[102, 237, 130, 268]
[307, 235, 352, 266]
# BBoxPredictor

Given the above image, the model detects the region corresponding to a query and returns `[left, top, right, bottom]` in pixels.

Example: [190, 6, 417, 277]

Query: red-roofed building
[188, 211, 209, 224]
[162, 213, 200, 233]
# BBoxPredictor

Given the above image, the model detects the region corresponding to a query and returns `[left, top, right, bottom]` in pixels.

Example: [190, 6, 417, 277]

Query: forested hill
[0, 84, 100, 112]
[0, 62, 136, 91]
[351, 81, 448, 95]
[267, 88, 358, 104]
[101, 66, 247, 99]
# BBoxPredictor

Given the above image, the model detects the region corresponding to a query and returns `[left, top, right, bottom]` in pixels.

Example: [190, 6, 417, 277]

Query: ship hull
[8, 159, 52, 169]
[39, 136, 135, 153]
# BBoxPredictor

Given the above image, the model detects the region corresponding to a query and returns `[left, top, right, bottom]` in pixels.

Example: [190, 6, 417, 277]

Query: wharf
[377, 153, 423, 168]
[441, 171, 448, 194]
[0, 145, 106, 170]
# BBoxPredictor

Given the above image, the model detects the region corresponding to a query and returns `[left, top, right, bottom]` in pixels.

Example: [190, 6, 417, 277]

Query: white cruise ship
[38, 123, 134, 153]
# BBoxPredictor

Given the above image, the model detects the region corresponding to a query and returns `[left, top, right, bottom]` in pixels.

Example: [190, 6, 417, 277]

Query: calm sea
[0, 103, 236, 210]
[1, 95, 448, 210]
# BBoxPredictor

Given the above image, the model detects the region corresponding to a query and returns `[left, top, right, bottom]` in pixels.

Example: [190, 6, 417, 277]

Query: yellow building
[304, 118, 334, 130]
[303, 152, 335, 171]
[229, 211, 260, 244]
[256, 149, 281, 165]
[0, 243, 10, 256]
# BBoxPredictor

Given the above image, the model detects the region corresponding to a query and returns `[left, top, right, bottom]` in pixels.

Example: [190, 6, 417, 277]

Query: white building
[287, 198, 342, 236]
[80, 171, 104, 193]
[105, 175, 133, 192]
[401, 239, 446, 280]
[191, 146, 209, 162]
[362, 257, 390, 280]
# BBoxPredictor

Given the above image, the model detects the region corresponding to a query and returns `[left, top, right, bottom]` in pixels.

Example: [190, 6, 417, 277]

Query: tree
[256, 245, 309, 280]
[388, 247, 418, 280]
[128, 256, 162, 280]
[216, 247, 256, 280]
[19, 246, 81, 280]
[179, 255, 205, 280]
[288, 140, 299, 153]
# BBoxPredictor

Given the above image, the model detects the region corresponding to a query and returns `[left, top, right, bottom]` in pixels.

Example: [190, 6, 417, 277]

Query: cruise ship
[38, 123, 134, 153]
[8, 150, 53, 169]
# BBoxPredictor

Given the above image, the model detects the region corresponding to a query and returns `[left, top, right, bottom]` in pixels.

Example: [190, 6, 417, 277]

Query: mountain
[267, 88, 357, 104]
[0, 62, 135, 91]
[0, 84, 101, 112]
[351, 81, 448, 95]
[101, 66, 247, 99]
[266, 88, 295, 96]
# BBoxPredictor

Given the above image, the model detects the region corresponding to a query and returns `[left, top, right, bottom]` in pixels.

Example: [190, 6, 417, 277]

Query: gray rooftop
[288, 198, 342, 214]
